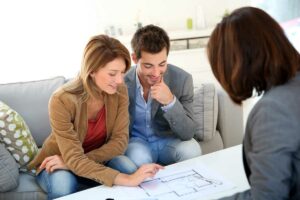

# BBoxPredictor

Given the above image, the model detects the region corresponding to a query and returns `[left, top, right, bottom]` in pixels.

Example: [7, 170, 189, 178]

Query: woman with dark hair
[207, 7, 300, 199]
[28, 35, 163, 200]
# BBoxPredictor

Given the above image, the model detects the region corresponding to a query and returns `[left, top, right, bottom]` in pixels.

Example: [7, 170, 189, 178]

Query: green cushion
[0, 101, 38, 175]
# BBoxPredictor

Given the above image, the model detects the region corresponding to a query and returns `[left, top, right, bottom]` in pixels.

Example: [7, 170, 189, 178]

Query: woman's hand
[39, 155, 68, 173]
[114, 163, 164, 186]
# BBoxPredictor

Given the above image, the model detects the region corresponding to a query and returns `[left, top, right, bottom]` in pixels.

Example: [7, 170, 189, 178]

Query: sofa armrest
[216, 88, 244, 148]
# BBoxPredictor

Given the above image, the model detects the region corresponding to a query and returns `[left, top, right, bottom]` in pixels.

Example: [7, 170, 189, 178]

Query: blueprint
[56, 163, 235, 200]
[140, 169, 224, 199]
[133, 163, 235, 200]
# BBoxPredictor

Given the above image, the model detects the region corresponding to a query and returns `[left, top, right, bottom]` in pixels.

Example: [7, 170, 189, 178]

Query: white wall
[0, 0, 100, 83]
[168, 48, 216, 85]
[168, 48, 260, 129]
[96, 0, 250, 36]
[0, 0, 250, 84]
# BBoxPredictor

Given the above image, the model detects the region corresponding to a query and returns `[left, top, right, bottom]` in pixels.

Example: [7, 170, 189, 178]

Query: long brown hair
[207, 7, 300, 104]
[64, 35, 131, 102]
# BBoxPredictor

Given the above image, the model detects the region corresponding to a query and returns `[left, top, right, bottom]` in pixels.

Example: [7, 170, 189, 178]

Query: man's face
[134, 48, 168, 88]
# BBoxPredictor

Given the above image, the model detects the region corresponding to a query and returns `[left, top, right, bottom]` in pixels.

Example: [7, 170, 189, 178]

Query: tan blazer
[28, 84, 129, 187]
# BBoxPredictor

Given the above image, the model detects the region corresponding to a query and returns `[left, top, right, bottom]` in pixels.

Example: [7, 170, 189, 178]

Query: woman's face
[91, 57, 126, 94]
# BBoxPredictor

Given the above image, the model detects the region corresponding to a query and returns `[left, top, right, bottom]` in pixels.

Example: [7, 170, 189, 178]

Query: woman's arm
[114, 164, 164, 186]
[49, 94, 120, 186]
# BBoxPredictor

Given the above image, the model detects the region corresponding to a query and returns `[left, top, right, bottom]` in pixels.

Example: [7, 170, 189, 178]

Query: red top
[82, 106, 107, 153]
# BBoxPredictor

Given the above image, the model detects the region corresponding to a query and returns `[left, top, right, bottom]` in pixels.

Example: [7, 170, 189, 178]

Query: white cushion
[193, 83, 218, 141]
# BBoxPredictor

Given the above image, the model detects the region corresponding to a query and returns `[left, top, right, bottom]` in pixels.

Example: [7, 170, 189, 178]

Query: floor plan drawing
[129, 163, 236, 200]
[57, 163, 236, 200]
[140, 169, 223, 198]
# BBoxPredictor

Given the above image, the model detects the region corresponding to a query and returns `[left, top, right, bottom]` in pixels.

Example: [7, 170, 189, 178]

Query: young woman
[28, 35, 163, 200]
[207, 7, 300, 200]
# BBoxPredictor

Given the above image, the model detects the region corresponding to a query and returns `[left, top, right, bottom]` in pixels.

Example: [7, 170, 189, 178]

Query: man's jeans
[36, 155, 137, 200]
[125, 137, 202, 167]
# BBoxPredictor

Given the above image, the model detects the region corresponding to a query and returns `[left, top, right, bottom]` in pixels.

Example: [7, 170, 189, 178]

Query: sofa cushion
[0, 101, 38, 175]
[193, 83, 218, 141]
[0, 172, 47, 200]
[0, 76, 65, 147]
[0, 143, 19, 192]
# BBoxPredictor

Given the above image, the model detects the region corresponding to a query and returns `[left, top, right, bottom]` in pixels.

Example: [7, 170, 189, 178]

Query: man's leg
[36, 169, 78, 200]
[158, 138, 202, 165]
[106, 155, 138, 174]
[125, 137, 155, 167]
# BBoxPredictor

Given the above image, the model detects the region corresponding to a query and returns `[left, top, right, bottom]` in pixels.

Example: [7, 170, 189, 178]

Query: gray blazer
[124, 64, 196, 140]
[222, 72, 300, 200]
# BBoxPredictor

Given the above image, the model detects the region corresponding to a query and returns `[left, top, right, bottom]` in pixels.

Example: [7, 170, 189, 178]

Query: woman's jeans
[36, 155, 137, 200]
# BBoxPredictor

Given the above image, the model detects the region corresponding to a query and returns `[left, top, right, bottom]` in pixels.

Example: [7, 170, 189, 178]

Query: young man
[124, 25, 201, 167]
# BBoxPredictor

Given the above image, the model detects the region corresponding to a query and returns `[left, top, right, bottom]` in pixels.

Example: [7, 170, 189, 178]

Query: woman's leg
[36, 169, 77, 200]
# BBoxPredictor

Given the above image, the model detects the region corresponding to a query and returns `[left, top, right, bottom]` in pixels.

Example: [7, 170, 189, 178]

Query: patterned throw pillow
[0, 101, 38, 175]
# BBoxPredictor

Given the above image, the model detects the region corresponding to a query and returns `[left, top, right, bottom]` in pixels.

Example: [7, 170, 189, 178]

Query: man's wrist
[165, 95, 174, 105]
[161, 96, 176, 112]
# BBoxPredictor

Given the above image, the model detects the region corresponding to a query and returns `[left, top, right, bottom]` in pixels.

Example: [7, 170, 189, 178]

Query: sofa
[0, 76, 243, 200]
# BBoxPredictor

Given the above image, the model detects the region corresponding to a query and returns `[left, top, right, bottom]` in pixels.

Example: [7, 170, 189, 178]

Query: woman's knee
[37, 169, 78, 199]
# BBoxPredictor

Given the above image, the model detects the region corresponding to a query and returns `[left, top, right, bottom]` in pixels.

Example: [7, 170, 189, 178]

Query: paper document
[56, 163, 235, 200]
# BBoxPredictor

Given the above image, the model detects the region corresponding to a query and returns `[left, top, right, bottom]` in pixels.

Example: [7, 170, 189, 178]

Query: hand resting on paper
[114, 163, 164, 186]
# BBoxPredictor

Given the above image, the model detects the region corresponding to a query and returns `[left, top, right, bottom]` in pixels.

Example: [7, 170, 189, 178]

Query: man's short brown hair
[131, 24, 170, 59]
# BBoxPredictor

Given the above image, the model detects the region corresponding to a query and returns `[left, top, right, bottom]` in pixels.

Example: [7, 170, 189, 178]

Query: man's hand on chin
[150, 77, 174, 105]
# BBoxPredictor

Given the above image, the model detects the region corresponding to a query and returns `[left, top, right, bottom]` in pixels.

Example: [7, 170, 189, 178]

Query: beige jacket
[28, 85, 129, 186]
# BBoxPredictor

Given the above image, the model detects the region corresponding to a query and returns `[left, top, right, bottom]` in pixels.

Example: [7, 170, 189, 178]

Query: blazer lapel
[77, 99, 88, 142]
[151, 100, 160, 118]
[125, 67, 137, 132]
[104, 94, 113, 137]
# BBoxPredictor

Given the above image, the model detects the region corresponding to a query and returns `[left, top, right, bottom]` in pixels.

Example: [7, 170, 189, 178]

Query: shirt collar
[135, 68, 144, 96]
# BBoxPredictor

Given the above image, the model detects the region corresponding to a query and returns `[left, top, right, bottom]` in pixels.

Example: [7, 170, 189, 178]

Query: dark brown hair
[131, 24, 170, 59]
[207, 7, 300, 104]
[64, 34, 131, 101]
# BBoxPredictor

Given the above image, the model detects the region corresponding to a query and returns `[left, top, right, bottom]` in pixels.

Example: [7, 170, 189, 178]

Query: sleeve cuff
[161, 96, 176, 112]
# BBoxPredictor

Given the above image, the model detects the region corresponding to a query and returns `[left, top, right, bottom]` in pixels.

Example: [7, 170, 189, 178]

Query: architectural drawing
[139, 169, 224, 199]
[57, 163, 236, 200]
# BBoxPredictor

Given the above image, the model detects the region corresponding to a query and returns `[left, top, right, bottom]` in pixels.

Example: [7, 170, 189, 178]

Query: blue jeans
[125, 137, 202, 167]
[36, 155, 137, 200]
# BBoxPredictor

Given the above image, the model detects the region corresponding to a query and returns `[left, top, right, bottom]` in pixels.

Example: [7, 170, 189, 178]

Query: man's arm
[161, 74, 196, 140]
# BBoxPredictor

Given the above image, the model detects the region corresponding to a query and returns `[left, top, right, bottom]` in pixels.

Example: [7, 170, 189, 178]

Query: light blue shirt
[131, 71, 176, 142]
